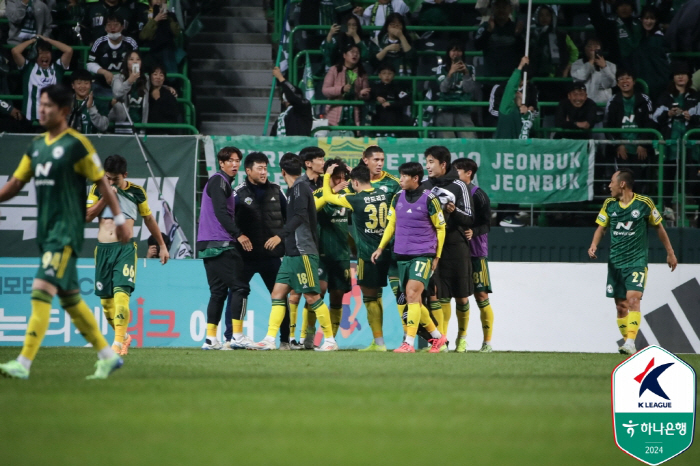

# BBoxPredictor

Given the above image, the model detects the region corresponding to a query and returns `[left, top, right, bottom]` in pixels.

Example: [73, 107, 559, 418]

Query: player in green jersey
[86, 154, 169, 356]
[0, 85, 130, 380]
[323, 163, 392, 351]
[588, 169, 677, 355]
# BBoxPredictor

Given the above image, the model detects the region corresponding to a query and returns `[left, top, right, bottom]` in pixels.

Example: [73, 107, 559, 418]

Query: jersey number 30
[364, 203, 388, 229]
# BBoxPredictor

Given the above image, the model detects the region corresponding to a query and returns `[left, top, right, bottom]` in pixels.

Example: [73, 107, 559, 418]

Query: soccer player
[0, 85, 129, 380]
[197, 147, 251, 350]
[323, 163, 391, 351]
[251, 153, 338, 351]
[422, 146, 475, 350]
[454, 158, 494, 353]
[371, 162, 447, 353]
[588, 169, 677, 355]
[85, 154, 169, 356]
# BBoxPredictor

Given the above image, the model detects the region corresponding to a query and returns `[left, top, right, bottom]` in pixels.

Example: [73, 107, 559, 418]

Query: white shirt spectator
[571, 58, 617, 105]
[355, 0, 410, 36]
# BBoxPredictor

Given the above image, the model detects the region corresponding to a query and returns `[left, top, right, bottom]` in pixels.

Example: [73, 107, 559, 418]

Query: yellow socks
[429, 300, 443, 335]
[113, 291, 130, 345]
[232, 319, 244, 335]
[310, 299, 334, 339]
[420, 305, 438, 333]
[19, 290, 53, 362]
[289, 301, 298, 339]
[456, 302, 470, 339]
[364, 298, 383, 341]
[617, 317, 628, 338]
[477, 299, 493, 343]
[101, 298, 115, 330]
[405, 303, 421, 344]
[440, 298, 451, 335]
[626, 311, 642, 340]
[266, 299, 287, 338]
[61, 293, 109, 351]
[330, 306, 342, 337]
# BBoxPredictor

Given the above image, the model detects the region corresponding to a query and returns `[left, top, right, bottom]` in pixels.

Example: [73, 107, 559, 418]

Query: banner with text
[208, 136, 595, 204]
[0, 135, 198, 258]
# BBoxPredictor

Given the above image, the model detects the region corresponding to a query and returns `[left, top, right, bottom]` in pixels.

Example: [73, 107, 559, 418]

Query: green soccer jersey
[313, 187, 350, 261]
[13, 128, 105, 252]
[370, 171, 401, 199]
[87, 180, 152, 222]
[596, 194, 662, 268]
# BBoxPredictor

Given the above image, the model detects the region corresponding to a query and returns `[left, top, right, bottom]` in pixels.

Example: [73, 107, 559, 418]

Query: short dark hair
[425, 146, 452, 168]
[616, 168, 635, 189]
[36, 39, 52, 54]
[616, 68, 635, 81]
[585, 36, 602, 48]
[377, 62, 396, 74]
[299, 146, 325, 164]
[71, 68, 93, 83]
[40, 85, 73, 109]
[399, 162, 424, 180]
[363, 145, 384, 159]
[217, 147, 242, 164]
[323, 157, 347, 177]
[148, 233, 171, 249]
[452, 158, 478, 176]
[280, 152, 303, 176]
[150, 63, 168, 80]
[104, 154, 128, 175]
[244, 152, 269, 170]
[106, 14, 124, 25]
[349, 164, 370, 184]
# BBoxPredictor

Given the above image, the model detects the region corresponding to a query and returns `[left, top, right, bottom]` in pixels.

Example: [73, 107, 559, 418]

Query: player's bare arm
[96, 176, 132, 243]
[85, 185, 116, 222]
[0, 177, 27, 203]
[142, 214, 170, 265]
[654, 223, 678, 271]
[588, 225, 607, 259]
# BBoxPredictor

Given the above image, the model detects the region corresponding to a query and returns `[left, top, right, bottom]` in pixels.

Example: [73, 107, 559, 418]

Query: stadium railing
[680, 129, 700, 226]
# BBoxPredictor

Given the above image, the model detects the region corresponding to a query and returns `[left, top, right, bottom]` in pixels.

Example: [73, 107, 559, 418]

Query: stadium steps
[190, 0, 276, 136]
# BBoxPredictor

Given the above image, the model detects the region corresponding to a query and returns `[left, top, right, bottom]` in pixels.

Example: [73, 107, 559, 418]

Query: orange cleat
[120, 334, 133, 356]
[429, 335, 448, 353]
[393, 342, 415, 353]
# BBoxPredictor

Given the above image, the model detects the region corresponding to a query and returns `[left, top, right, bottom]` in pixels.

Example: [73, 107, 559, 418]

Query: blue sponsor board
[0, 258, 403, 349]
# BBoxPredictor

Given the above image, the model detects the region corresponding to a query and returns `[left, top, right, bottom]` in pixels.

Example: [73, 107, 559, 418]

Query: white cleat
[619, 341, 636, 355]
[250, 339, 276, 351]
[314, 340, 339, 352]
[231, 335, 255, 349]
[201, 340, 223, 350]
[220, 340, 234, 351]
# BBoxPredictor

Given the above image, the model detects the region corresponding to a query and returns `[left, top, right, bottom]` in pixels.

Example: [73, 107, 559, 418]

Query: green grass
[0, 348, 698, 466]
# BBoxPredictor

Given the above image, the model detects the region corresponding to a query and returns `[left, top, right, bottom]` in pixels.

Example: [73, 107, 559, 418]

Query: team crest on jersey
[318, 268, 323, 276]
[244, 197, 253, 205]
[96, 281, 103, 291]
[632, 210, 640, 219]
[52, 147, 64, 159]
[607, 284, 613, 293]
[379, 186, 389, 192]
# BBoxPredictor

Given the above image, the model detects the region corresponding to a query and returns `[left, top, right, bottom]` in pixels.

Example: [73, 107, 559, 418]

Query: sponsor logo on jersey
[616, 221, 633, 230]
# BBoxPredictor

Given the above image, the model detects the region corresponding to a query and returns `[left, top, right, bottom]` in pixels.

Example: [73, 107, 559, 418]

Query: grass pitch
[0, 348, 697, 466]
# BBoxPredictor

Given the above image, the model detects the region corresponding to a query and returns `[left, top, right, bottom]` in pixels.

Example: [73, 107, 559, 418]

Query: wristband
[113, 213, 126, 226]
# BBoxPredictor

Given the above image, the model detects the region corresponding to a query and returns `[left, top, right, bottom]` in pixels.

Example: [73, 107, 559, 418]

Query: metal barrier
[680, 128, 700, 225]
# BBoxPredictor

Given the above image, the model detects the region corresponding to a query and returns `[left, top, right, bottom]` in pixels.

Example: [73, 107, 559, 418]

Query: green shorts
[357, 254, 390, 289]
[94, 242, 138, 297]
[606, 264, 648, 298]
[471, 257, 493, 294]
[397, 256, 434, 292]
[36, 246, 79, 291]
[276, 254, 322, 294]
[319, 257, 352, 292]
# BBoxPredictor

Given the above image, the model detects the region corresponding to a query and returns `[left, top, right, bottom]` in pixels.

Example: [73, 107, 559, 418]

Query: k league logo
[612, 345, 696, 465]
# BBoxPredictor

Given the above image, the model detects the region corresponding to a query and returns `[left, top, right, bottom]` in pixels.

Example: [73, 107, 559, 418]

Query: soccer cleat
[0, 360, 30, 379]
[479, 343, 493, 353]
[86, 355, 123, 380]
[619, 341, 636, 355]
[279, 342, 291, 351]
[429, 335, 448, 353]
[230, 335, 255, 349]
[393, 342, 415, 353]
[111, 342, 122, 354]
[358, 342, 387, 352]
[314, 340, 339, 351]
[289, 339, 304, 350]
[120, 334, 133, 356]
[303, 331, 316, 350]
[249, 339, 276, 351]
[220, 340, 234, 351]
[439, 343, 449, 353]
[201, 339, 223, 350]
[455, 339, 467, 353]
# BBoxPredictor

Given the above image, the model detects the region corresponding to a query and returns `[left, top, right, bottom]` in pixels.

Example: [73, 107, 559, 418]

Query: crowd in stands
[0, 0, 184, 134]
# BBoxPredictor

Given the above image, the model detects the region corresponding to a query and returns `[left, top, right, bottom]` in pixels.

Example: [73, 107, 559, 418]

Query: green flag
[300, 53, 315, 102]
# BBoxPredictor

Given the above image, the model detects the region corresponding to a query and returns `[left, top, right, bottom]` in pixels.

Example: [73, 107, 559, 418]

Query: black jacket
[467, 182, 491, 239]
[282, 175, 319, 257]
[554, 97, 599, 139]
[234, 177, 287, 259]
[271, 81, 313, 136]
[370, 80, 412, 127]
[420, 167, 474, 248]
[652, 89, 700, 139]
[604, 91, 655, 138]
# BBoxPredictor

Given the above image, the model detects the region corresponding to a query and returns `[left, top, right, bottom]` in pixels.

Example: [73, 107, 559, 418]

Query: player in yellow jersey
[588, 169, 677, 355]
[0, 85, 130, 380]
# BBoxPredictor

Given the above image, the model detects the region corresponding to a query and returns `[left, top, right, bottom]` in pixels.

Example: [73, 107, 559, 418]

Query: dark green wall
[489, 228, 700, 263]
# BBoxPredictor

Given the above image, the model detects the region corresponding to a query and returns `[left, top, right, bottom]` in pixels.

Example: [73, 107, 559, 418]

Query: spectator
[6, 0, 52, 45]
[571, 37, 617, 106]
[87, 15, 138, 97]
[474, 0, 524, 78]
[370, 62, 413, 136]
[270, 66, 312, 136]
[147, 63, 180, 132]
[147, 232, 171, 259]
[554, 82, 598, 139]
[321, 15, 369, 72]
[83, 0, 134, 44]
[353, 0, 409, 37]
[632, 5, 670, 102]
[529, 5, 578, 79]
[590, 0, 642, 72]
[0, 98, 31, 132]
[487, 70, 538, 128]
[11, 36, 72, 122]
[138, 0, 181, 74]
[603, 68, 655, 193]
[494, 56, 536, 139]
[109, 50, 149, 130]
[68, 68, 109, 133]
[435, 40, 478, 138]
[369, 13, 415, 76]
[652, 61, 700, 213]
[322, 42, 370, 129]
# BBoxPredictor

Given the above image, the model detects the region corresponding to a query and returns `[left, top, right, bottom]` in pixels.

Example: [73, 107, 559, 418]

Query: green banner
[208, 136, 594, 205]
[0, 135, 198, 258]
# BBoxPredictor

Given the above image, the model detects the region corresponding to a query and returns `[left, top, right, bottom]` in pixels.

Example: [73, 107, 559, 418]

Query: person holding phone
[434, 40, 478, 138]
[139, 0, 181, 74]
[109, 50, 149, 132]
